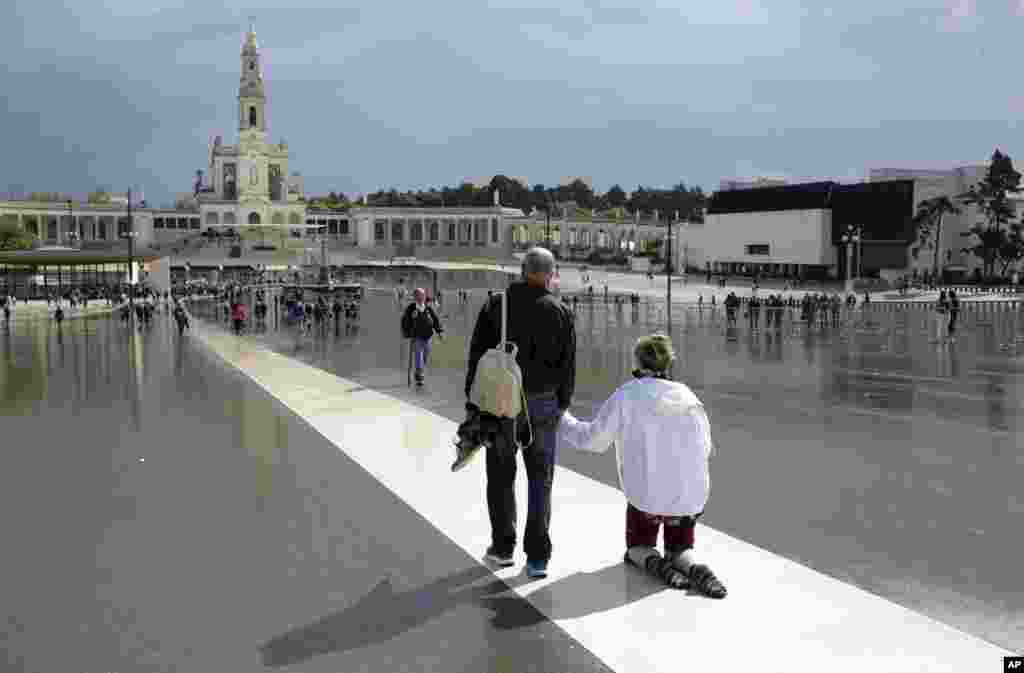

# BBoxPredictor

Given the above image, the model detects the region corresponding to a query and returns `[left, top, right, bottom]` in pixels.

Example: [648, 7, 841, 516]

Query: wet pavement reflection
[191, 290, 1024, 650]
[0, 314, 612, 673]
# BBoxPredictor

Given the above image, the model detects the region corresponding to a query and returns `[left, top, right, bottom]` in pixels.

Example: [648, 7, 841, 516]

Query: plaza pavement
[346, 258, 1024, 304]
[187, 318, 1013, 673]
[1, 299, 121, 321]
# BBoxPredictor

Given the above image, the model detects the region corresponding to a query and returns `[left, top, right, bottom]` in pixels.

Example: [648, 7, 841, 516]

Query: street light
[545, 199, 553, 248]
[841, 225, 861, 294]
[66, 199, 73, 248]
[118, 188, 138, 322]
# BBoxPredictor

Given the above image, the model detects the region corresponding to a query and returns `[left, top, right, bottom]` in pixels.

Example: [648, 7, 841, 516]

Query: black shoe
[484, 547, 514, 567]
[687, 563, 727, 598]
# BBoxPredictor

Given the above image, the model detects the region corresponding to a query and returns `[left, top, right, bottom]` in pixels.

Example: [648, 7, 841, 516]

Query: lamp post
[841, 225, 861, 294]
[118, 188, 138, 322]
[857, 226, 864, 281]
[66, 199, 73, 248]
[680, 217, 690, 286]
[545, 200, 552, 249]
[666, 210, 673, 334]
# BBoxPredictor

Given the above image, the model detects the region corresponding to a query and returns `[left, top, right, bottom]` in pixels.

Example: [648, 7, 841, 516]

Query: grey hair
[634, 333, 675, 372]
[522, 247, 555, 276]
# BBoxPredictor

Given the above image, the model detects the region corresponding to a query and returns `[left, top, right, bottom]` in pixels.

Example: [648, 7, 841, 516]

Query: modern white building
[681, 180, 917, 282]
[868, 165, 989, 278]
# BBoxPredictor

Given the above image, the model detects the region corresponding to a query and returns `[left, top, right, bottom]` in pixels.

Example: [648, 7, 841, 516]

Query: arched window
[271, 211, 285, 225]
[248, 212, 261, 225]
[249, 106, 257, 128]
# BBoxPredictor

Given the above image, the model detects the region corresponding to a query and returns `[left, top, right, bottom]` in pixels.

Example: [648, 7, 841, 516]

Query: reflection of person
[558, 334, 727, 598]
[947, 290, 960, 335]
[231, 300, 247, 334]
[933, 295, 947, 342]
[464, 247, 576, 578]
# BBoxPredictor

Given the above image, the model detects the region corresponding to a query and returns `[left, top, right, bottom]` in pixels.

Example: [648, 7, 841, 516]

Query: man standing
[401, 288, 444, 386]
[465, 247, 576, 578]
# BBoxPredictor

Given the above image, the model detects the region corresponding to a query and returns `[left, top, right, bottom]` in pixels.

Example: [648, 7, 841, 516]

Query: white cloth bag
[469, 291, 524, 420]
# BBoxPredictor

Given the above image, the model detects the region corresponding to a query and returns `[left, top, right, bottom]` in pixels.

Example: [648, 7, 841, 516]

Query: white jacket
[557, 377, 713, 517]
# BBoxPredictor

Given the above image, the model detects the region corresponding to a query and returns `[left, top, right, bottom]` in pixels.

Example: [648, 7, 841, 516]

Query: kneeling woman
[557, 334, 727, 598]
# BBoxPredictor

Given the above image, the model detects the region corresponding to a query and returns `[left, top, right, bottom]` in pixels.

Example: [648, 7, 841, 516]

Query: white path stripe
[193, 325, 1014, 673]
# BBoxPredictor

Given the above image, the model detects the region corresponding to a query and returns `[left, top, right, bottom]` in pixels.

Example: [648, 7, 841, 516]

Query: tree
[29, 192, 66, 202]
[531, 184, 548, 212]
[997, 221, 1024, 276]
[87, 189, 112, 204]
[565, 179, 594, 209]
[455, 182, 476, 207]
[489, 175, 532, 213]
[0, 220, 34, 251]
[958, 149, 1022, 278]
[606, 184, 627, 208]
[628, 186, 650, 215]
[911, 195, 961, 280]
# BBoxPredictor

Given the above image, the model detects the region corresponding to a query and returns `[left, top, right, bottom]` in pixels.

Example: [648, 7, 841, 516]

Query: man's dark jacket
[401, 303, 443, 339]
[464, 280, 576, 410]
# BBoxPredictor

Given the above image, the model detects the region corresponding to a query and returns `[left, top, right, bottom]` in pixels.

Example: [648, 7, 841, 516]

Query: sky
[2, 0, 1023, 207]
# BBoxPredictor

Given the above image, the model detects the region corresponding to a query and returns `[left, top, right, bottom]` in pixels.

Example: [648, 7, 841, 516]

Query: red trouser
[626, 503, 699, 554]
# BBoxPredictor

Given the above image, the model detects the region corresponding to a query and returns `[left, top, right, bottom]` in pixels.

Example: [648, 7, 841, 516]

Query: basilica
[194, 25, 308, 229]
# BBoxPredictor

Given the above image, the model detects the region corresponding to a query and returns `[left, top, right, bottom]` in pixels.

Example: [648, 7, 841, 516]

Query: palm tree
[911, 195, 961, 281]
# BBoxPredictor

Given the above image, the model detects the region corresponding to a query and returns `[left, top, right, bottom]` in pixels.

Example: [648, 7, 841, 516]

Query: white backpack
[469, 291, 532, 445]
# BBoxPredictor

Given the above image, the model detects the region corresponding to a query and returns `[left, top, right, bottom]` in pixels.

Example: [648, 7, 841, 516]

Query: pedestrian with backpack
[400, 288, 444, 387]
[462, 247, 576, 579]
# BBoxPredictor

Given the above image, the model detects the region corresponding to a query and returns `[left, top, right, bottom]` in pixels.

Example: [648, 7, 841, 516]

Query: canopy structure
[0, 246, 164, 266]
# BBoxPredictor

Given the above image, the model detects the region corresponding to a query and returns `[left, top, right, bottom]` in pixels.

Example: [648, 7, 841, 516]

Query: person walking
[464, 247, 576, 578]
[558, 334, 727, 598]
[231, 300, 248, 335]
[332, 297, 343, 325]
[401, 288, 444, 387]
[173, 301, 190, 335]
[724, 291, 739, 326]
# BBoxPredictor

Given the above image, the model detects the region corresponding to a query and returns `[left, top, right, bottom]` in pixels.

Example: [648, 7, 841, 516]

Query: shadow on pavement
[481, 562, 680, 629]
[259, 558, 681, 667]
[260, 565, 509, 667]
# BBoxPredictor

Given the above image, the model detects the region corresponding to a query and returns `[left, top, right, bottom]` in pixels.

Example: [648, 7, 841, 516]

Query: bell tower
[238, 23, 266, 138]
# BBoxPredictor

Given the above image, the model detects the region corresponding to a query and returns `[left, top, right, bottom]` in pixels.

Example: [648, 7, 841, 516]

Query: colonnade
[511, 220, 665, 254]
[367, 214, 504, 249]
[0, 211, 134, 245]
